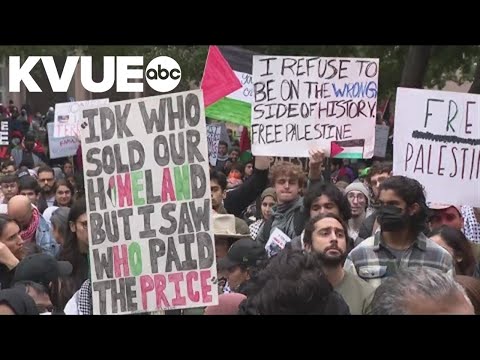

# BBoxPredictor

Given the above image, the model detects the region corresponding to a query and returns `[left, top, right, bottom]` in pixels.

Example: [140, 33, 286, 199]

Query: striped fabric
[344, 231, 455, 289]
[462, 206, 480, 244]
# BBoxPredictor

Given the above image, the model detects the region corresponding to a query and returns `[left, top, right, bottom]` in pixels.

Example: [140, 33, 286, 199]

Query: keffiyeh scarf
[20, 207, 40, 243]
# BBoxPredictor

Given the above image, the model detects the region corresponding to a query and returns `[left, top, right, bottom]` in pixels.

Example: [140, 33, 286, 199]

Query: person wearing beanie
[249, 188, 277, 240]
[345, 182, 371, 243]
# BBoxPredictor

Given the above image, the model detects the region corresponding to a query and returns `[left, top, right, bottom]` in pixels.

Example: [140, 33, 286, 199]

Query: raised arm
[223, 156, 270, 218]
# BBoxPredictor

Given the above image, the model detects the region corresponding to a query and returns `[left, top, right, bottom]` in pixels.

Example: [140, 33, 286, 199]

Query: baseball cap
[217, 238, 266, 270]
[13, 253, 73, 288]
[428, 203, 462, 214]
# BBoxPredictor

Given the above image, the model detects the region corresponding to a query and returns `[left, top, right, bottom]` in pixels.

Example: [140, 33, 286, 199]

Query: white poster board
[394, 87, 480, 207]
[80, 90, 218, 315]
[251, 56, 379, 158]
[54, 98, 109, 138]
[374, 124, 390, 158]
[47, 123, 80, 159]
[206, 124, 222, 166]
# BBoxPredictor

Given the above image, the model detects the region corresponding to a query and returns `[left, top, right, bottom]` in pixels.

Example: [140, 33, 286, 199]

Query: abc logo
[145, 56, 181, 93]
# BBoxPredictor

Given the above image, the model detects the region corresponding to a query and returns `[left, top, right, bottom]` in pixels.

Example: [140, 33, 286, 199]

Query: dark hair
[455, 276, 480, 314]
[378, 176, 428, 236]
[218, 140, 228, 148]
[429, 226, 476, 276]
[51, 207, 70, 234]
[37, 165, 54, 178]
[0, 214, 17, 239]
[303, 182, 352, 221]
[18, 175, 41, 194]
[54, 179, 75, 207]
[1, 159, 16, 170]
[303, 213, 353, 253]
[366, 161, 393, 184]
[210, 170, 227, 191]
[229, 146, 240, 155]
[237, 249, 350, 315]
[58, 198, 88, 296]
[0, 173, 18, 185]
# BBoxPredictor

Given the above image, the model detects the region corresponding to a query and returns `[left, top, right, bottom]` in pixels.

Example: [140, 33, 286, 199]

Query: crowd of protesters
[0, 101, 479, 315]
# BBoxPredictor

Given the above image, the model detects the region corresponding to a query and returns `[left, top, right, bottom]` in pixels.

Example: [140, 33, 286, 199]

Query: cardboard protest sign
[206, 124, 222, 166]
[54, 98, 109, 138]
[203, 46, 256, 127]
[0, 120, 9, 159]
[47, 123, 80, 159]
[80, 90, 218, 315]
[374, 124, 390, 158]
[394, 88, 480, 207]
[251, 56, 379, 158]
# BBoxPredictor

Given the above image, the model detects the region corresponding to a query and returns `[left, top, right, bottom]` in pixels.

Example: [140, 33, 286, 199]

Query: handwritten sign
[393, 88, 480, 207]
[54, 98, 109, 138]
[207, 124, 222, 166]
[265, 228, 291, 258]
[47, 123, 80, 159]
[0, 120, 9, 159]
[374, 124, 390, 158]
[251, 56, 379, 158]
[80, 90, 218, 315]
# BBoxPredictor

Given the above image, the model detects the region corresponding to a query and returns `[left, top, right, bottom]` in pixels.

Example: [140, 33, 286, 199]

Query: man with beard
[36, 166, 56, 212]
[344, 176, 455, 289]
[7, 195, 58, 257]
[11, 132, 47, 169]
[304, 214, 374, 314]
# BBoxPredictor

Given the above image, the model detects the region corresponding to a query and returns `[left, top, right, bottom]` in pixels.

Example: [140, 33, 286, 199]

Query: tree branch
[468, 60, 480, 94]
[400, 46, 432, 88]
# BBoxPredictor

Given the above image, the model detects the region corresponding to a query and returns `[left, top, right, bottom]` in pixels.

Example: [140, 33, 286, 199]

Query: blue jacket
[36, 215, 59, 257]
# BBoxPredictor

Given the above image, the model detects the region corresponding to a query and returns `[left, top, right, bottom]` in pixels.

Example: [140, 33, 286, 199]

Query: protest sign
[251, 56, 379, 158]
[394, 88, 480, 207]
[80, 90, 218, 315]
[47, 123, 80, 159]
[54, 98, 109, 138]
[374, 124, 390, 158]
[207, 124, 221, 166]
[0, 120, 9, 159]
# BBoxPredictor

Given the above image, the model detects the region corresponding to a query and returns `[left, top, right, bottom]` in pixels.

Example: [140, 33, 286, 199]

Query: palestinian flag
[331, 139, 365, 159]
[201, 46, 256, 127]
[107, 176, 117, 208]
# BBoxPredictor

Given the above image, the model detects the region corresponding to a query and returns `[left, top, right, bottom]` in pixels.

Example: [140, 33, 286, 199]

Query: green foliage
[1, 45, 478, 99]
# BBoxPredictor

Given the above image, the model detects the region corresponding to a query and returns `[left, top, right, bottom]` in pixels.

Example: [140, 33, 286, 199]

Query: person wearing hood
[345, 182, 372, 244]
[255, 149, 324, 248]
[11, 131, 47, 169]
[249, 188, 276, 240]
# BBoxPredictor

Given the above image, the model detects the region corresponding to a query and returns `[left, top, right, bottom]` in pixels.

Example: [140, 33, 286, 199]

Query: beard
[315, 246, 347, 268]
[42, 185, 52, 194]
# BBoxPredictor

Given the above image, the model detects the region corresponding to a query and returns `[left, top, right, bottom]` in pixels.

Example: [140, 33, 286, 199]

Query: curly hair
[237, 249, 350, 315]
[378, 176, 428, 236]
[303, 182, 352, 221]
[270, 161, 305, 189]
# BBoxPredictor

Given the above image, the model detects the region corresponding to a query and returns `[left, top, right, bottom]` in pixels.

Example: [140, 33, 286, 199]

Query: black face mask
[377, 205, 410, 232]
